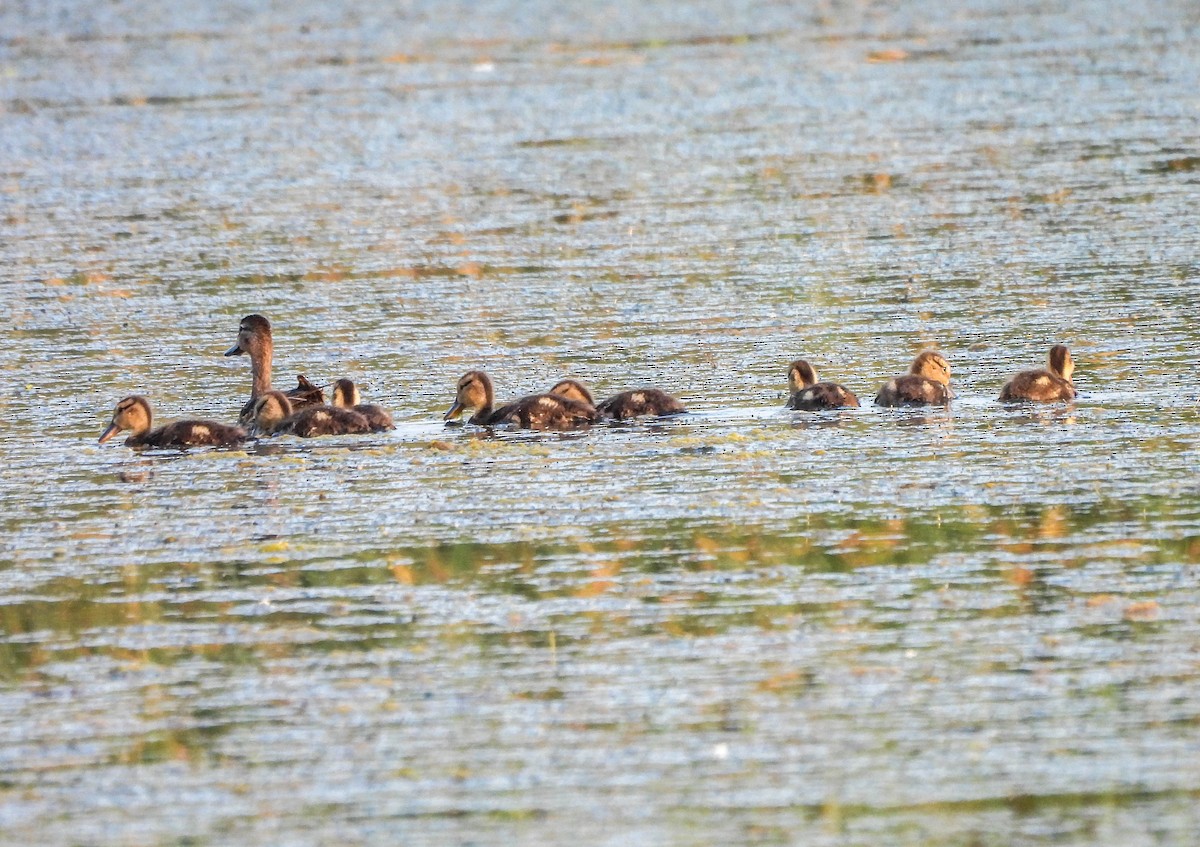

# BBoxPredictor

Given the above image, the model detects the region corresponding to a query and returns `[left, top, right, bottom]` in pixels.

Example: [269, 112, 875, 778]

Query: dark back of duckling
[140, 420, 248, 448]
[875, 376, 950, 407]
[489, 394, 597, 430]
[287, 406, 372, 437]
[596, 389, 686, 419]
[999, 372, 1076, 402]
[788, 383, 860, 410]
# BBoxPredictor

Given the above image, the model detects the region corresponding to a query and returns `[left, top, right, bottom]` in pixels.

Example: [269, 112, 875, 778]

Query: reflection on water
[4, 0, 1200, 843]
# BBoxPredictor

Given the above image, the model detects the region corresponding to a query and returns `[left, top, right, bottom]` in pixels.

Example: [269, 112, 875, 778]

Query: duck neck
[249, 342, 273, 400]
[468, 400, 494, 425]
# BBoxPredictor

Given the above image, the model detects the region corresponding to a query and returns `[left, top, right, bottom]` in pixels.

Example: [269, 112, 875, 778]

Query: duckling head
[444, 370, 493, 420]
[787, 360, 819, 392]
[910, 351, 951, 385]
[548, 379, 594, 406]
[225, 314, 272, 358]
[1048, 345, 1074, 382]
[99, 395, 152, 443]
[253, 389, 293, 434]
[332, 378, 361, 409]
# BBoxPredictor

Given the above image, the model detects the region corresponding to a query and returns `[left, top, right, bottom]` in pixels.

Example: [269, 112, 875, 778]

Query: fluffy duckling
[999, 345, 1076, 402]
[99, 396, 247, 448]
[225, 314, 325, 423]
[874, 351, 953, 407]
[332, 378, 394, 431]
[253, 390, 371, 437]
[446, 371, 596, 430]
[786, 360, 860, 410]
[548, 378, 686, 419]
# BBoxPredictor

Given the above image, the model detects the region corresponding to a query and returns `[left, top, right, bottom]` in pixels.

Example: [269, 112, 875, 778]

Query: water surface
[3, 0, 1200, 844]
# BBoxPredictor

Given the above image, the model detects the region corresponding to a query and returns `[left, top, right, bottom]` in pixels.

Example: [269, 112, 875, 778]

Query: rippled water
[4, 1, 1200, 844]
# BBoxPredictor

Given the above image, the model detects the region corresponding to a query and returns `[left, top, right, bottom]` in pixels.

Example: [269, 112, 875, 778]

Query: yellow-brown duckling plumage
[332, 379, 394, 431]
[786, 360, 860, 410]
[548, 378, 686, 420]
[999, 345, 1076, 402]
[446, 371, 596, 430]
[874, 351, 953, 407]
[225, 314, 325, 424]
[253, 390, 371, 437]
[99, 396, 247, 448]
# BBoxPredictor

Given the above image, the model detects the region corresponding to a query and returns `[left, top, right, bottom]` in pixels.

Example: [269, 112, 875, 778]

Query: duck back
[595, 389, 686, 419]
[788, 383, 860, 410]
[134, 420, 247, 448]
[875, 375, 950, 407]
[999, 371, 1076, 402]
[279, 405, 371, 437]
[484, 394, 597, 430]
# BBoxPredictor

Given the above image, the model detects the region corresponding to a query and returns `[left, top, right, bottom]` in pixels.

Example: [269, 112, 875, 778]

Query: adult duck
[225, 314, 325, 423]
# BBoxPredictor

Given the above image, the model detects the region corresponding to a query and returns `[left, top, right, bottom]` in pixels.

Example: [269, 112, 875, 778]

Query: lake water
[3, 1, 1200, 844]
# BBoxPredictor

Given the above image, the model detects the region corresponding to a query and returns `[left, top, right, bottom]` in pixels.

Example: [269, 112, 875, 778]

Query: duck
[785, 360, 860, 410]
[253, 390, 371, 437]
[225, 314, 326, 424]
[331, 378, 395, 431]
[99, 396, 247, 448]
[445, 370, 596, 430]
[874, 351, 953, 406]
[999, 345, 1076, 402]
[548, 378, 686, 419]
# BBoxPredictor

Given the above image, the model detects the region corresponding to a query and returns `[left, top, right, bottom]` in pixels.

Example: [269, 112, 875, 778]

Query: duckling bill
[785, 360, 859, 410]
[875, 351, 952, 407]
[225, 314, 325, 423]
[99, 396, 247, 448]
[446, 371, 596, 430]
[548, 378, 686, 419]
[253, 390, 371, 437]
[999, 345, 1076, 402]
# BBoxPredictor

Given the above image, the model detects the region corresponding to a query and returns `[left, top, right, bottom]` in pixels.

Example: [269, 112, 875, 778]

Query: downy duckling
[253, 389, 371, 437]
[446, 371, 596, 430]
[332, 378, 394, 431]
[786, 360, 860, 410]
[99, 396, 247, 448]
[548, 378, 686, 419]
[875, 351, 952, 407]
[225, 314, 325, 424]
[999, 345, 1076, 402]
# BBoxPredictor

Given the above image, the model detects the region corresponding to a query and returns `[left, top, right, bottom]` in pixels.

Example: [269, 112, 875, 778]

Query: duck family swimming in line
[97, 314, 1080, 448]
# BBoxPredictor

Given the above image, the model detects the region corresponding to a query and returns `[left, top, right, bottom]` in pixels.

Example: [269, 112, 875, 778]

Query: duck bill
[443, 401, 464, 421]
[98, 422, 121, 443]
[224, 342, 245, 357]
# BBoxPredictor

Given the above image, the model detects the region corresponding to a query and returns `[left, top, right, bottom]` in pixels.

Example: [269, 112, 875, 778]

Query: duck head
[99, 395, 152, 443]
[445, 370, 493, 421]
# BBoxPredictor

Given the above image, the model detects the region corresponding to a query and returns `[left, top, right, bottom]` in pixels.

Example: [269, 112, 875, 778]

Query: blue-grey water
[3, 1, 1200, 844]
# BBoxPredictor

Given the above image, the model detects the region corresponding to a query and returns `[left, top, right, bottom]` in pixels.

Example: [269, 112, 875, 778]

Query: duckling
[874, 351, 952, 407]
[445, 371, 596, 430]
[225, 314, 325, 424]
[253, 390, 371, 437]
[548, 378, 686, 419]
[999, 345, 1076, 402]
[99, 396, 247, 448]
[785, 360, 860, 410]
[332, 378, 394, 431]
